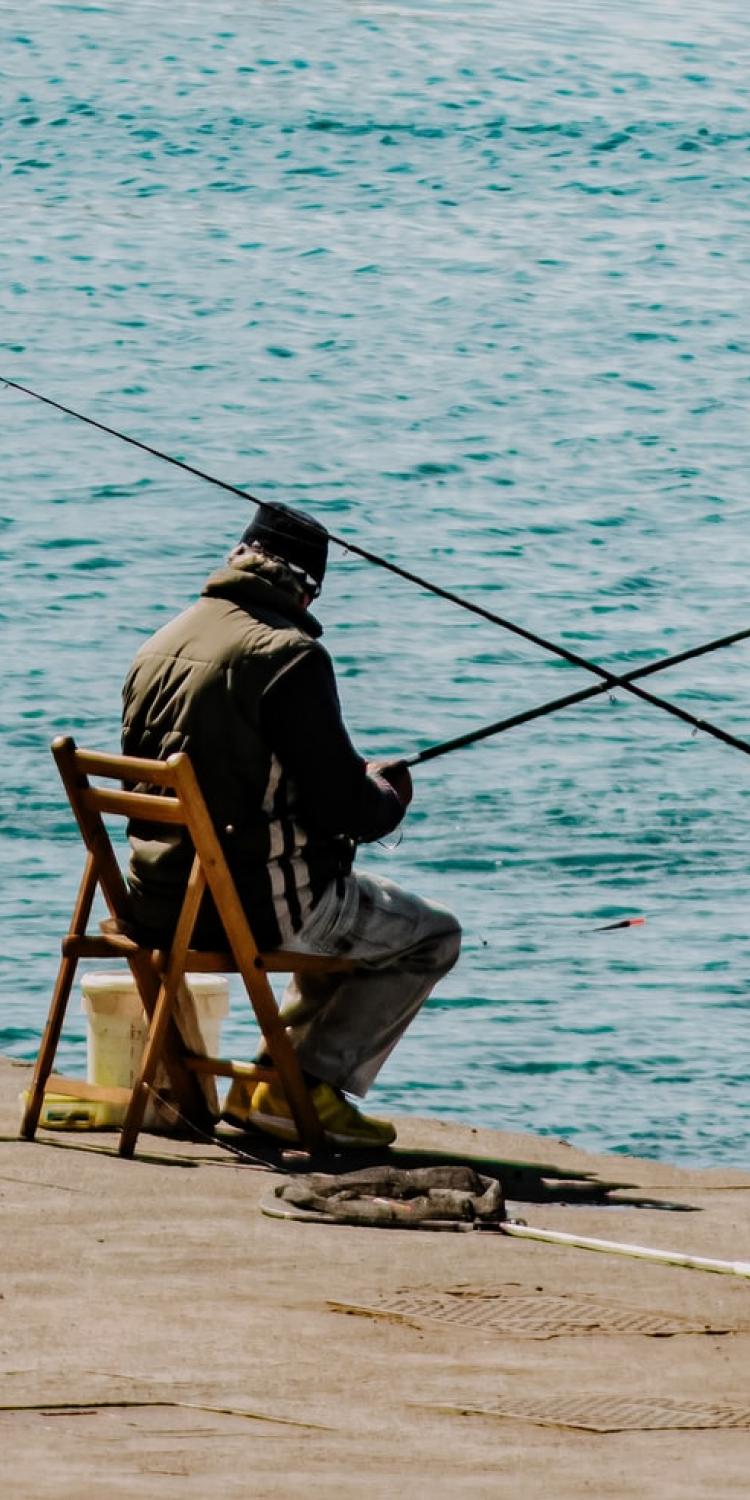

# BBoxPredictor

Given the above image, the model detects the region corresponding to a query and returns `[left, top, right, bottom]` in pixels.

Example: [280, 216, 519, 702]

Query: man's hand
[368, 759, 413, 807]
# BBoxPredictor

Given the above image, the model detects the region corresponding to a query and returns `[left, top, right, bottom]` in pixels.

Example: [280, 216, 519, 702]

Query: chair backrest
[52, 734, 263, 966]
[56, 736, 197, 833]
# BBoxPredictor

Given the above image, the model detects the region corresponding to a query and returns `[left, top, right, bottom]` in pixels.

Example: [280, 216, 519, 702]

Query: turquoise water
[2, 0, 750, 1166]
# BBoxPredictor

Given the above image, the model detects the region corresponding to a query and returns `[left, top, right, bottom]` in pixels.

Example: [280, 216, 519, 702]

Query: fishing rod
[406, 622, 750, 766]
[4, 373, 749, 761]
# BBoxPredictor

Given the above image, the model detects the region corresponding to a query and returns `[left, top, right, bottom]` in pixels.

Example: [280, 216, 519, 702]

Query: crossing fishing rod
[4, 373, 750, 761]
[405, 622, 750, 766]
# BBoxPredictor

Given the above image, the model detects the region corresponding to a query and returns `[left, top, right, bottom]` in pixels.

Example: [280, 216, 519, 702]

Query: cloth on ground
[264, 1165, 505, 1228]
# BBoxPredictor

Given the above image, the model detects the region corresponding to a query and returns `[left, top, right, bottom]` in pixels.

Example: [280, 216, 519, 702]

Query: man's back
[122, 547, 401, 948]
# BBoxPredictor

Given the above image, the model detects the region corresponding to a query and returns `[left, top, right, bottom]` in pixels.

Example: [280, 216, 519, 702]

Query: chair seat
[91, 916, 356, 973]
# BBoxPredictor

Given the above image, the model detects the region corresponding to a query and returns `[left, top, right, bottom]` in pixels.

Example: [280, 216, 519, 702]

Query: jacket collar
[201, 556, 323, 639]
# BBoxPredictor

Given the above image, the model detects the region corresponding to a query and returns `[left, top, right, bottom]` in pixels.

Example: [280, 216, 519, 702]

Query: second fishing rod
[5, 373, 750, 763]
[407, 622, 750, 766]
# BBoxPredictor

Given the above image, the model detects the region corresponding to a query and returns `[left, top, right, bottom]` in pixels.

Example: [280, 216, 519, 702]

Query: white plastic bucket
[81, 971, 230, 1126]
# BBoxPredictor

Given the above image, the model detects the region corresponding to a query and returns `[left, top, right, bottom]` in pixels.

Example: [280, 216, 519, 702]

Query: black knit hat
[240, 502, 329, 589]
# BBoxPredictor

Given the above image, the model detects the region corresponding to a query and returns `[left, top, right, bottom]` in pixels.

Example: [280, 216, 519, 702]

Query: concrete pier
[3, 1055, 750, 1498]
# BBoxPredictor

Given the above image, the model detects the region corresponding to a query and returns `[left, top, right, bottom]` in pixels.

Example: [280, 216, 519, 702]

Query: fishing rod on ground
[4, 373, 750, 762]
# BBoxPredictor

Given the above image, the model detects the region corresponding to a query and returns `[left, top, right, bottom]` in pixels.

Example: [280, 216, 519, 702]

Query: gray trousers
[280, 871, 462, 1097]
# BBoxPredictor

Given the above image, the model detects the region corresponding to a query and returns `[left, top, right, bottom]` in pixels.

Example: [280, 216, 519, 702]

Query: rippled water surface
[2, 0, 750, 1165]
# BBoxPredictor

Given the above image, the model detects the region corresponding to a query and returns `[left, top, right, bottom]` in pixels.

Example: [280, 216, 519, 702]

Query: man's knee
[423, 905, 462, 974]
[443, 912, 462, 970]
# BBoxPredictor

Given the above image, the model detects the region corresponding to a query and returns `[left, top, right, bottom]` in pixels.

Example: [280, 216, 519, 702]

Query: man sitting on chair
[121, 502, 461, 1148]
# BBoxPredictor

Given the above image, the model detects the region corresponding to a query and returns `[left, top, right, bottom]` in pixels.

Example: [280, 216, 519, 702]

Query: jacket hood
[201, 554, 323, 639]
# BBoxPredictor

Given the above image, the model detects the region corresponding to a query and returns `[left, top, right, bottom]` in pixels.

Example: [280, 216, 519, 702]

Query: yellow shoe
[249, 1080, 396, 1149]
[222, 1077, 255, 1128]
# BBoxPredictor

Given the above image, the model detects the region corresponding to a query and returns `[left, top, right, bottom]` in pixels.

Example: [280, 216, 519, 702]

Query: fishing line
[145, 1082, 283, 1172]
[5, 374, 750, 762]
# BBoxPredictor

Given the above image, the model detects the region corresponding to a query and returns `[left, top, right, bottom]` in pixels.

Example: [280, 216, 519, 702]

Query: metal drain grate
[330, 1289, 723, 1338]
[434, 1392, 750, 1432]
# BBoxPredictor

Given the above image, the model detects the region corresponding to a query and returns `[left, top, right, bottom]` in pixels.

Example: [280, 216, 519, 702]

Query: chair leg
[118, 971, 184, 1158]
[119, 858, 214, 1157]
[269, 1038, 325, 1152]
[20, 854, 98, 1141]
[19, 950, 81, 1140]
[247, 972, 325, 1152]
[127, 952, 216, 1132]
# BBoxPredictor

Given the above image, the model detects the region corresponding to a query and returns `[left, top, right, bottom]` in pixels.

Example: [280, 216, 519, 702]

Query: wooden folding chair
[20, 736, 355, 1157]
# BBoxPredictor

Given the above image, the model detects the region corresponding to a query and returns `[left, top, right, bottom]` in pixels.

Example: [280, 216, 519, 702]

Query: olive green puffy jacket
[121, 553, 402, 949]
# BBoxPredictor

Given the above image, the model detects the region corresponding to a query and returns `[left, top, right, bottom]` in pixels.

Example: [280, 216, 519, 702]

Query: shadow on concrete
[213, 1127, 699, 1212]
[11, 1124, 697, 1211]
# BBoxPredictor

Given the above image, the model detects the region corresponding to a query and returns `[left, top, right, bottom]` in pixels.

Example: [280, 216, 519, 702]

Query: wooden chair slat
[62, 932, 143, 959]
[184, 1056, 277, 1083]
[262, 950, 355, 974]
[81, 787, 185, 824]
[69, 745, 183, 786]
[60, 937, 356, 972]
[46, 1075, 134, 1106]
